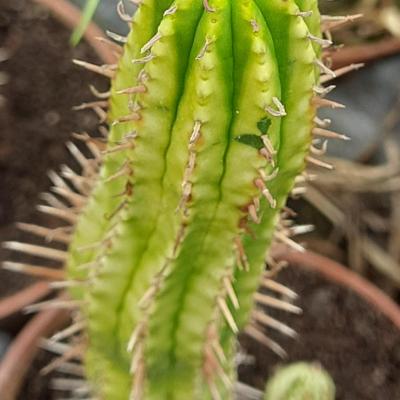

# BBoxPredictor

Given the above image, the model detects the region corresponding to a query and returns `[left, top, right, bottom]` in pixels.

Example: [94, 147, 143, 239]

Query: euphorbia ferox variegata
[3, 0, 355, 399]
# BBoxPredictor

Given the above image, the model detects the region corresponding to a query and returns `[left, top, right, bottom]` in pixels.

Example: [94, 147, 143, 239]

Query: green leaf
[71, 0, 101, 46]
[257, 117, 272, 135]
[235, 134, 264, 150]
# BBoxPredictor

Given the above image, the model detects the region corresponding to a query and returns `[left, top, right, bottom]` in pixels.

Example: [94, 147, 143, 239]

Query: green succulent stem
[64, 0, 323, 398]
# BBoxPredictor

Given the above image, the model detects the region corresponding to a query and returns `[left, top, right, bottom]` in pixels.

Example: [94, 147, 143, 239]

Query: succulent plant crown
[264, 362, 336, 400]
[2, 0, 360, 399]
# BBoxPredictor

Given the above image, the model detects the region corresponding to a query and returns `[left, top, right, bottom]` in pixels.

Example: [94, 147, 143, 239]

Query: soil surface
[1, 1, 399, 400]
[19, 267, 400, 400]
[0, 0, 105, 332]
[240, 267, 400, 400]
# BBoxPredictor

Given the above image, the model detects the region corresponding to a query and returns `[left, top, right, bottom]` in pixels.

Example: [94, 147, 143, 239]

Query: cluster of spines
[0, 1, 363, 399]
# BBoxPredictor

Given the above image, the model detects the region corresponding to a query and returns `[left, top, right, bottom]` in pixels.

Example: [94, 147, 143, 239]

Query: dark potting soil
[0, 0, 106, 333]
[240, 267, 400, 400]
[1, 1, 399, 400]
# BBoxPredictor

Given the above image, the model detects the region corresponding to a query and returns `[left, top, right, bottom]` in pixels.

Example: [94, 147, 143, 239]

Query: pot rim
[33, 0, 117, 64]
[0, 1, 113, 398]
[273, 246, 400, 330]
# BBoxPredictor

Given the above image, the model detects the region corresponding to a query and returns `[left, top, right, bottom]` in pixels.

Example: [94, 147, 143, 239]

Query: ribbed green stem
[64, 1, 323, 398]
[233, 0, 319, 330]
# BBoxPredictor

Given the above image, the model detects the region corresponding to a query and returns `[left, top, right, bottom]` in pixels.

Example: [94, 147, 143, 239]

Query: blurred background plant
[264, 362, 335, 400]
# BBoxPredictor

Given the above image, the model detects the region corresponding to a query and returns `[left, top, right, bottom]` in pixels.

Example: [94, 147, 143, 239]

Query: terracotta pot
[33, 0, 117, 64]
[330, 37, 400, 70]
[0, 282, 51, 322]
[0, 304, 69, 400]
[0, 1, 113, 398]
[272, 246, 400, 330]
